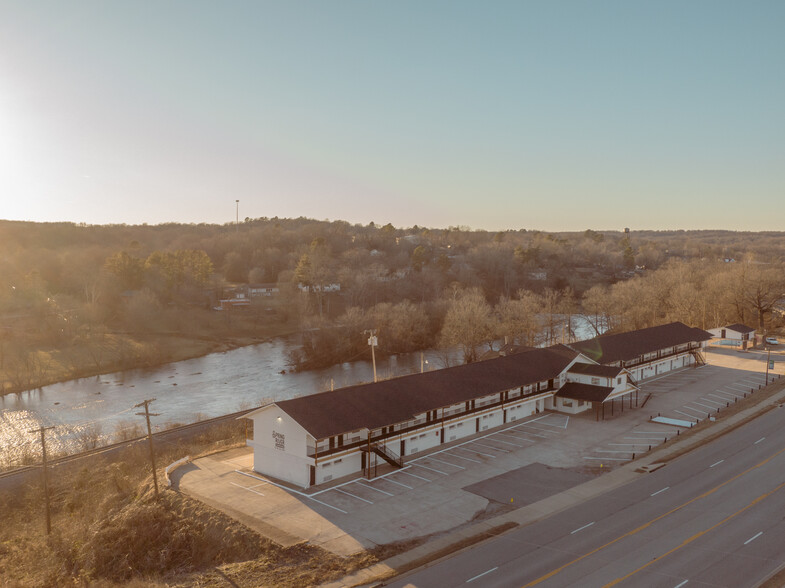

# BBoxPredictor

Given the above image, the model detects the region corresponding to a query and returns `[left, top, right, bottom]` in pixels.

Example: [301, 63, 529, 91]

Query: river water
[0, 317, 598, 466]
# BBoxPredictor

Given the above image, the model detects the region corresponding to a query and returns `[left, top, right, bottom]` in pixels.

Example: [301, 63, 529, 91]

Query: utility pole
[235, 199, 240, 232]
[29, 425, 55, 535]
[366, 330, 378, 383]
[135, 399, 160, 499]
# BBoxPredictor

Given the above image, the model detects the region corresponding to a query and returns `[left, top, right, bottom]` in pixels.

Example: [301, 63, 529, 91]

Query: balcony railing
[307, 386, 557, 459]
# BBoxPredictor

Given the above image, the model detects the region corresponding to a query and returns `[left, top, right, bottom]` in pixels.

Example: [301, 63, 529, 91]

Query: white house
[707, 324, 756, 350]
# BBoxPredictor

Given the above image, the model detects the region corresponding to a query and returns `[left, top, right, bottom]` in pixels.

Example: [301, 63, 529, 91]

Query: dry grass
[0, 422, 405, 588]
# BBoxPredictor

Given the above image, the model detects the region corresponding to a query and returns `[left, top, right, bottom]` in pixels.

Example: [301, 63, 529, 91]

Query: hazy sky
[1, 1, 783, 231]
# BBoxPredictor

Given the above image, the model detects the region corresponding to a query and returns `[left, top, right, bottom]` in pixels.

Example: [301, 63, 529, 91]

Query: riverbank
[0, 321, 300, 397]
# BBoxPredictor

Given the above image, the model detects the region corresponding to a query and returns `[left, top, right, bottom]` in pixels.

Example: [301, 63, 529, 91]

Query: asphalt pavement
[386, 402, 785, 588]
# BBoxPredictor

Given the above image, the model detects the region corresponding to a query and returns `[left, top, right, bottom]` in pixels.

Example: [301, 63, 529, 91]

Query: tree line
[0, 219, 783, 391]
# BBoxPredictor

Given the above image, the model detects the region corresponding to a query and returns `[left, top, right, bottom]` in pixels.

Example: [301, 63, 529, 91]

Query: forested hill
[1, 219, 784, 389]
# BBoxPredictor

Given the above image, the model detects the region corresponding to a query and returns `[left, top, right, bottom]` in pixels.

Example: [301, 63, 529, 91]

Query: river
[0, 316, 599, 466]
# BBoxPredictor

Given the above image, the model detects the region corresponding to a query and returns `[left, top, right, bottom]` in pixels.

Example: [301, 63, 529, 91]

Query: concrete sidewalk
[323, 374, 785, 588]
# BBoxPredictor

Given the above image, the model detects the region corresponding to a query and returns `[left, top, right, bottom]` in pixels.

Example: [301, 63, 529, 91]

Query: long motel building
[243, 321, 711, 489]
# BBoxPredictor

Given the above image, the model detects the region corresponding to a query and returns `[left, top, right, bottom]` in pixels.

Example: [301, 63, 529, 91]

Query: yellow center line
[604, 479, 785, 587]
[522, 445, 785, 588]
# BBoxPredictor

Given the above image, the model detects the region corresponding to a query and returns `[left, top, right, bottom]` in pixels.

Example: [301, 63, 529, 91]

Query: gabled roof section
[568, 363, 624, 377]
[275, 345, 578, 439]
[725, 323, 755, 334]
[555, 382, 614, 402]
[568, 322, 712, 365]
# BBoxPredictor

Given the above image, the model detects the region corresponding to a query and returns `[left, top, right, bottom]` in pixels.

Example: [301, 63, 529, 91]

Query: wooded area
[1, 219, 784, 391]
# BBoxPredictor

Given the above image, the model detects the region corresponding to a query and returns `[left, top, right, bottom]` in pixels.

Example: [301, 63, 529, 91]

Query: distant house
[707, 324, 756, 350]
[298, 283, 341, 293]
[214, 293, 251, 311]
[247, 283, 280, 297]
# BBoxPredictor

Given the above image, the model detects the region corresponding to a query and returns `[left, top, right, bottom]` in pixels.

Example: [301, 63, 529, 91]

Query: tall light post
[235, 200, 239, 232]
[366, 330, 378, 382]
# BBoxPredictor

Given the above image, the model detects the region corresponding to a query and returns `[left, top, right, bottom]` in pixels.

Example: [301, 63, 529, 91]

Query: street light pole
[766, 347, 771, 385]
[366, 330, 378, 382]
[235, 200, 239, 232]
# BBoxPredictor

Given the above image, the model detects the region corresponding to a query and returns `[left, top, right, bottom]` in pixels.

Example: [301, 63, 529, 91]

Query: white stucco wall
[246, 404, 314, 488]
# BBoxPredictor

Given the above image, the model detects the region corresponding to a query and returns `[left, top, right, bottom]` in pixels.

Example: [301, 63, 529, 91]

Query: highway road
[389, 405, 785, 588]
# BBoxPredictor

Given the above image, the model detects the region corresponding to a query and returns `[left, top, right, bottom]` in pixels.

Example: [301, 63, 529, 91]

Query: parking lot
[175, 349, 782, 555]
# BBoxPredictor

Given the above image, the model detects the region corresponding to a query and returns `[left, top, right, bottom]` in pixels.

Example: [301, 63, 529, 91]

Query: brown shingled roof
[567, 322, 712, 365]
[725, 323, 755, 334]
[568, 363, 624, 377]
[555, 382, 614, 402]
[276, 345, 578, 439]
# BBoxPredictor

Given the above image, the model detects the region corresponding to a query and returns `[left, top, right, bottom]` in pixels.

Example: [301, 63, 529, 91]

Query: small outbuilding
[707, 324, 756, 350]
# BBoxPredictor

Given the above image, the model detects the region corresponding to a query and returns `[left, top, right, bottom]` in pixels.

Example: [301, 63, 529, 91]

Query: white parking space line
[428, 456, 466, 469]
[444, 452, 482, 463]
[626, 435, 667, 439]
[471, 442, 511, 453]
[583, 456, 628, 461]
[494, 433, 532, 444]
[681, 406, 708, 416]
[700, 397, 725, 406]
[509, 429, 548, 439]
[692, 401, 719, 411]
[595, 450, 634, 454]
[488, 437, 526, 447]
[411, 463, 449, 475]
[674, 409, 701, 420]
[310, 497, 348, 514]
[336, 488, 373, 504]
[357, 482, 394, 496]
[726, 383, 750, 391]
[230, 481, 265, 496]
[633, 431, 671, 435]
[453, 446, 496, 458]
[708, 392, 737, 401]
[381, 477, 414, 489]
[517, 424, 558, 435]
[609, 443, 650, 447]
[394, 471, 425, 484]
[538, 415, 569, 429]
[741, 378, 764, 385]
